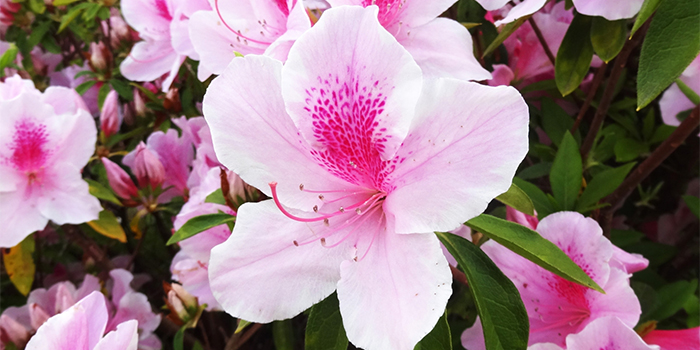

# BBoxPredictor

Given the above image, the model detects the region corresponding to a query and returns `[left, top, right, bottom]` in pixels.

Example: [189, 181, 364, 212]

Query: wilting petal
[572, 0, 644, 20]
[282, 6, 422, 162]
[338, 230, 451, 350]
[385, 79, 528, 234]
[203, 55, 351, 210]
[93, 320, 138, 350]
[394, 18, 491, 81]
[566, 316, 659, 350]
[209, 200, 352, 323]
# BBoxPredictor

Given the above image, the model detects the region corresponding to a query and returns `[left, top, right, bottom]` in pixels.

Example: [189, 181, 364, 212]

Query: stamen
[357, 212, 385, 262]
[214, 0, 273, 46]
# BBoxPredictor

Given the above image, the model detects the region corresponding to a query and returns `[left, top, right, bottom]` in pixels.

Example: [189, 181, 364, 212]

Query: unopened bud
[124, 142, 165, 190]
[167, 290, 189, 321]
[133, 88, 146, 117]
[28, 304, 51, 330]
[0, 314, 30, 348]
[102, 157, 139, 200]
[100, 90, 122, 137]
[163, 87, 181, 113]
[171, 283, 198, 310]
[506, 206, 539, 230]
[89, 42, 109, 71]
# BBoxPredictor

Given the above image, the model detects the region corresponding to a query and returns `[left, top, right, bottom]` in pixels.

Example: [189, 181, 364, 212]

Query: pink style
[204, 6, 528, 350]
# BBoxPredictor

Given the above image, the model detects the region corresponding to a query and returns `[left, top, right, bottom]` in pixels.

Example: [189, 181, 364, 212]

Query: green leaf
[637, 0, 700, 109]
[110, 79, 134, 100]
[53, 0, 83, 5]
[75, 80, 97, 95]
[167, 213, 235, 245]
[576, 162, 636, 211]
[273, 320, 295, 350]
[540, 98, 576, 147]
[650, 124, 676, 144]
[555, 15, 595, 96]
[97, 6, 110, 20]
[626, 242, 676, 267]
[495, 183, 535, 216]
[235, 319, 253, 334]
[85, 178, 121, 205]
[204, 189, 227, 205]
[435, 231, 529, 350]
[590, 17, 627, 63]
[684, 294, 700, 328]
[549, 131, 582, 211]
[2, 236, 35, 296]
[512, 178, 553, 218]
[516, 162, 551, 180]
[483, 16, 530, 57]
[464, 214, 605, 293]
[683, 195, 700, 218]
[414, 313, 451, 350]
[27, 21, 51, 50]
[0, 43, 19, 73]
[676, 78, 700, 105]
[648, 279, 698, 322]
[98, 83, 111, 111]
[58, 3, 92, 33]
[28, 0, 46, 14]
[614, 138, 648, 162]
[173, 326, 185, 350]
[610, 229, 645, 247]
[83, 3, 102, 22]
[86, 210, 127, 243]
[631, 0, 663, 38]
[305, 293, 348, 350]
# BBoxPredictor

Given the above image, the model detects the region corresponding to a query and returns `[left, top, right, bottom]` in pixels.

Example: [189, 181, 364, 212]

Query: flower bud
[163, 87, 181, 113]
[167, 290, 189, 321]
[125, 142, 165, 190]
[89, 42, 109, 71]
[0, 314, 30, 348]
[102, 157, 139, 200]
[133, 88, 147, 117]
[171, 283, 198, 310]
[28, 304, 51, 330]
[100, 90, 122, 137]
[100, 11, 131, 48]
[506, 206, 539, 230]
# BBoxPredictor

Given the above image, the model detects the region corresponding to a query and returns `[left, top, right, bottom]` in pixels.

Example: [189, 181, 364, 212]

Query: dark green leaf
[273, 320, 295, 350]
[676, 78, 700, 105]
[414, 313, 451, 350]
[83, 3, 102, 22]
[590, 17, 627, 63]
[58, 4, 92, 33]
[98, 83, 111, 111]
[626, 242, 677, 267]
[204, 189, 227, 205]
[465, 214, 604, 293]
[53, 0, 83, 5]
[648, 279, 698, 322]
[495, 183, 535, 216]
[305, 293, 348, 350]
[631, 0, 663, 38]
[540, 98, 576, 147]
[632, 281, 658, 322]
[85, 178, 121, 205]
[517, 162, 551, 180]
[637, 0, 700, 109]
[483, 16, 530, 57]
[167, 213, 235, 245]
[684, 295, 699, 328]
[683, 195, 700, 218]
[110, 79, 134, 100]
[512, 178, 553, 218]
[650, 124, 676, 144]
[173, 326, 185, 350]
[435, 231, 529, 350]
[75, 80, 97, 95]
[555, 15, 595, 96]
[610, 229, 645, 247]
[550, 132, 582, 211]
[614, 138, 648, 162]
[576, 162, 636, 211]
[27, 21, 51, 50]
[642, 109, 656, 141]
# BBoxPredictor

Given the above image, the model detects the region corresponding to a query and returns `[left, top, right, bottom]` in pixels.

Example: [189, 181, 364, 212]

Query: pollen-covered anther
[313, 205, 318, 212]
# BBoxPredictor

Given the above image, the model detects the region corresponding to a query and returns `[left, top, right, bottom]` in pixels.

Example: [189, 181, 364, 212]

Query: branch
[528, 17, 555, 65]
[572, 63, 607, 133]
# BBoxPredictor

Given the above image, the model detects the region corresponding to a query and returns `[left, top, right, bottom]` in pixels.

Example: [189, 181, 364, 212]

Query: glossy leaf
[483, 16, 530, 57]
[637, 0, 700, 109]
[590, 17, 627, 63]
[464, 214, 604, 293]
[512, 178, 553, 218]
[305, 293, 348, 350]
[436, 231, 528, 350]
[2, 236, 35, 296]
[576, 162, 636, 211]
[496, 183, 535, 216]
[111, 79, 134, 100]
[85, 178, 121, 205]
[540, 98, 576, 147]
[549, 132, 582, 211]
[87, 210, 127, 243]
[166, 213, 235, 245]
[555, 15, 595, 96]
[75, 80, 97, 95]
[648, 279, 698, 322]
[631, 0, 662, 38]
[414, 313, 451, 350]
[273, 320, 295, 350]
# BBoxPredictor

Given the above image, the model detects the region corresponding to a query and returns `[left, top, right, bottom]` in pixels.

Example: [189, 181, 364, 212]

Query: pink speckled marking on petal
[7, 120, 50, 176]
[273, 0, 290, 16]
[362, 0, 406, 26]
[154, 0, 172, 21]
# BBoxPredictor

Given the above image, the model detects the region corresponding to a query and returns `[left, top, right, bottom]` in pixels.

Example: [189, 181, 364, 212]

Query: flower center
[213, 0, 282, 48]
[362, 0, 406, 26]
[6, 119, 50, 184]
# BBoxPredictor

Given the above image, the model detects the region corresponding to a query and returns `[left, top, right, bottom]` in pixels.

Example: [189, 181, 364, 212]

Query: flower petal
[0, 190, 48, 248]
[566, 316, 659, 350]
[282, 5, 423, 163]
[394, 18, 491, 81]
[36, 163, 101, 226]
[93, 319, 139, 350]
[120, 40, 179, 83]
[385, 79, 528, 234]
[208, 200, 350, 323]
[202, 54, 351, 210]
[121, 0, 172, 39]
[494, 0, 547, 26]
[572, 0, 644, 20]
[337, 231, 451, 350]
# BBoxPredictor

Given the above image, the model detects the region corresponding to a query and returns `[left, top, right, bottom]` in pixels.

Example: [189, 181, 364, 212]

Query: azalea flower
[462, 212, 643, 348]
[572, 0, 644, 21]
[204, 6, 528, 349]
[474, 0, 548, 26]
[0, 75, 100, 248]
[528, 316, 660, 350]
[659, 55, 700, 130]
[642, 326, 700, 350]
[120, 0, 211, 90]
[49, 65, 101, 115]
[24, 292, 139, 350]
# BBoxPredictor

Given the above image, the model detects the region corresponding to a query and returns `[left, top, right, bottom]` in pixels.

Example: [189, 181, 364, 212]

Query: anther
[320, 238, 326, 246]
[339, 207, 344, 213]
[355, 208, 362, 214]
[318, 194, 324, 200]
[313, 205, 318, 212]
[299, 184, 304, 191]
[323, 218, 329, 226]
[293, 240, 299, 246]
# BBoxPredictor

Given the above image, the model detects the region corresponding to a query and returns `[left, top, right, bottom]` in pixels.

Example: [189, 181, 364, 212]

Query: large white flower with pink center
[203, 6, 528, 350]
[25, 292, 139, 350]
[0, 76, 100, 248]
[461, 212, 642, 349]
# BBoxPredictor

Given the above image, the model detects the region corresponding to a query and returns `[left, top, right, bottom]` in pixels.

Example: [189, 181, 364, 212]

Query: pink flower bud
[167, 290, 189, 321]
[0, 314, 30, 348]
[506, 206, 539, 230]
[102, 157, 139, 200]
[100, 11, 131, 48]
[28, 304, 50, 330]
[171, 283, 197, 310]
[100, 90, 121, 137]
[133, 88, 147, 117]
[125, 142, 165, 190]
[89, 42, 109, 71]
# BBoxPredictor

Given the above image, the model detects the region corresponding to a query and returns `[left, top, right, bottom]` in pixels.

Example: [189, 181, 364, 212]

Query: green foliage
[495, 183, 535, 216]
[549, 132, 582, 211]
[273, 320, 295, 350]
[590, 17, 627, 63]
[631, 0, 663, 37]
[167, 213, 236, 245]
[483, 16, 529, 58]
[305, 293, 348, 350]
[555, 15, 594, 96]
[576, 162, 636, 212]
[415, 313, 452, 350]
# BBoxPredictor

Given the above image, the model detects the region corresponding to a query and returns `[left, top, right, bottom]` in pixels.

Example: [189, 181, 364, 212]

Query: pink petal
[610, 246, 649, 274]
[0, 190, 48, 247]
[202, 55, 351, 211]
[120, 40, 180, 83]
[384, 79, 528, 234]
[337, 230, 451, 350]
[36, 163, 101, 226]
[25, 292, 108, 350]
[572, 0, 644, 20]
[109, 269, 135, 306]
[42, 86, 90, 115]
[208, 200, 349, 323]
[394, 18, 491, 81]
[494, 0, 547, 26]
[282, 6, 422, 164]
[528, 343, 563, 350]
[643, 327, 700, 350]
[566, 316, 659, 350]
[107, 292, 161, 337]
[506, 206, 539, 230]
[660, 55, 700, 128]
[461, 316, 486, 350]
[93, 320, 139, 350]
[473, 0, 510, 11]
[121, 0, 172, 40]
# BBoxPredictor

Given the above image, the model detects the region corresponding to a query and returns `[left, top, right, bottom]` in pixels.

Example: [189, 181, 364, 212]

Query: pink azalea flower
[327, 0, 491, 81]
[643, 326, 700, 350]
[204, 6, 528, 349]
[462, 212, 642, 348]
[100, 90, 122, 138]
[24, 291, 139, 350]
[572, 0, 644, 21]
[659, 55, 700, 129]
[49, 65, 101, 115]
[171, 167, 234, 310]
[528, 317, 661, 350]
[102, 157, 140, 201]
[0, 75, 100, 248]
[474, 0, 548, 26]
[123, 142, 166, 190]
[119, 0, 211, 91]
